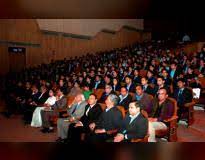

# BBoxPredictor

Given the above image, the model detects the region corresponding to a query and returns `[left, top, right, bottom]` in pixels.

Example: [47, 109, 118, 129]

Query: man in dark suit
[118, 87, 133, 110]
[153, 76, 171, 97]
[41, 88, 67, 133]
[114, 101, 148, 142]
[98, 85, 115, 103]
[133, 69, 141, 85]
[169, 62, 183, 87]
[93, 75, 104, 90]
[173, 78, 193, 120]
[87, 94, 123, 142]
[67, 94, 103, 142]
[141, 77, 154, 95]
[23, 85, 48, 124]
[125, 75, 135, 93]
[135, 84, 153, 116]
[148, 88, 174, 142]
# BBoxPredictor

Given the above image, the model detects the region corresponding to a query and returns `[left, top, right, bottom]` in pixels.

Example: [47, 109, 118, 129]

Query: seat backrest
[139, 69, 147, 77]
[129, 92, 136, 101]
[117, 105, 126, 119]
[67, 96, 75, 107]
[94, 89, 105, 100]
[167, 97, 178, 116]
[198, 77, 205, 89]
[99, 103, 106, 111]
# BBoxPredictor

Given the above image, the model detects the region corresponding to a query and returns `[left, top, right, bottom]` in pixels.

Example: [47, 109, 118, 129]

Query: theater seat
[155, 97, 178, 142]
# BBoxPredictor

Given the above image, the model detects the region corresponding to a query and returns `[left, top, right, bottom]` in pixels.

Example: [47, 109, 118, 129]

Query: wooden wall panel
[0, 19, 151, 75]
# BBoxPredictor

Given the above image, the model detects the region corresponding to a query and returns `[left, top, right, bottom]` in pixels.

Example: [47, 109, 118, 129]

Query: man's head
[171, 62, 177, 70]
[125, 76, 132, 85]
[147, 70, 154, 78]
[56, 88, 64, 97]
[157, 76, 165, 87]
[113, 78, 118, 85]
[105, 94, 119, 108]
[158, 88, 168, 102]
[88, 94, 97, 106]
[161, 69, 168, 78]
[177, 78, 185, 89]
[134, 69, 139, 76]
[59, 79, 64, 87]
[40, 85, 47, 93]
[120, 87, 128, 97]
[135, 85, 144, 96]
[75, 93, 85, 103]
[105, 85, 112, 94]
[141, 77, 148, 86]
[129, 102, 141, 116]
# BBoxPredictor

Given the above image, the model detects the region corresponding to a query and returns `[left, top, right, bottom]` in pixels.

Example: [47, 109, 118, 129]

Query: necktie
[86, 106, 91, 116]
[71, 104, 78, 114]
[178, 89, 183, 97]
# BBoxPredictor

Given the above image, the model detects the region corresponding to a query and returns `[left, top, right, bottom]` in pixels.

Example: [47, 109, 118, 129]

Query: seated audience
[56, 93, 87, 142]
[98, 85, 115, 103]
[148, 88, 174, 142]
[141, 77, 154, 95]
[173, 78, 193, 121]
[31, 89, 56, 127]
[112, 78, 121, 93]
[67, 94, 103, 142]
[135, 85, 153, 116]
[40, 88, 67, 133]
[86, 94, 123, 142]
[125, 76, 135, 93]
[118, 87, 133, 110]
[114, 102, 148, 142]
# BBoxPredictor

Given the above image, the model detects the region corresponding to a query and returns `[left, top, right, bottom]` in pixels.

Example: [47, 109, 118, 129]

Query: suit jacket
[51, 95, 67, 110]
[169, 67, 182, 81]
[37, 91, 49, 105]
[118, 94, 133, 110]
[93, 81, 104, 90]
[133, 76, 141, 85]
[112, 84, 121, 92]
[67, 101, 87, 119]
[119, 113, 148, 139]
[126, 83, 136, 93]
[30, 92, 41, 103]
[173, 87, 193, 107]
[151, 98, 174, 122]
[96, 106, 123, 131]
[137, 93, 153, 116]
[80, 103, 103, 128]
[143, 85, 154, 95]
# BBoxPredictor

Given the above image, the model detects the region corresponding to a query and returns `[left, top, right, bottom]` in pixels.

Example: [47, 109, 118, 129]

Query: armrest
[106, 129, 118, 135]
[62, 113, 69, 118]
[184, 101, 195, 108]
[164, 116, 178, 123]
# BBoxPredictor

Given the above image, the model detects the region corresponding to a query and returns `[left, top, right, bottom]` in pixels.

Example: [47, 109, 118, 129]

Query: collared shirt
[105, 106, 113, 112]
[143, 84, 148, 91]
[119, 93, 128, 103]
[135, 94, 143, 101]
[85, 103, 96, 116]
[170, 70, 175, 78]
[94, 81, 101, 89]
[126, 83, 131, 91]
[178, 88, 184, 96]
